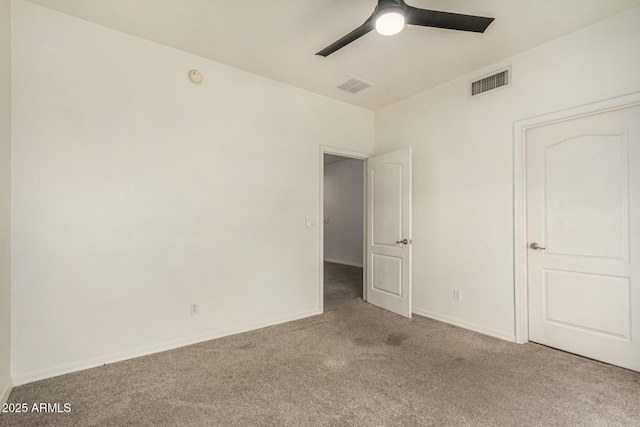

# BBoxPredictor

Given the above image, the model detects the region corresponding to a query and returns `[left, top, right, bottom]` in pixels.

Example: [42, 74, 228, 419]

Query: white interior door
[526, 105, 640, 371]
[366, 148, 412, 318]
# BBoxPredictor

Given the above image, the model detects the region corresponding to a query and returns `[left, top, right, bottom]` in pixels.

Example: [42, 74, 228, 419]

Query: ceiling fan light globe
[375, 10, 405, 36]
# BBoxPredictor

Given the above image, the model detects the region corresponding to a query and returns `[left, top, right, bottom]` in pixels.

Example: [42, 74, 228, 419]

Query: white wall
[374, 7, 640, 341]
[11, 0, 373, 384]
[0, 0, 12, 404]
[324, 159, 364, 267]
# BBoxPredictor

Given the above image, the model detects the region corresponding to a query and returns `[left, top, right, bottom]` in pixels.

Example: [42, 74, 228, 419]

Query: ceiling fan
[316, 0, 494, 57]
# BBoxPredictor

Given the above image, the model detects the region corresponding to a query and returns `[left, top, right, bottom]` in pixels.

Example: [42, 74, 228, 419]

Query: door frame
[319, 145, 370, 312]
[513, 91, 640, 344]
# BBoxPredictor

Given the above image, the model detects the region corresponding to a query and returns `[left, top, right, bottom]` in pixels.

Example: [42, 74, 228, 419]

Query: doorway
[319, 146, 413, 318]
[321, 151, 366, 309]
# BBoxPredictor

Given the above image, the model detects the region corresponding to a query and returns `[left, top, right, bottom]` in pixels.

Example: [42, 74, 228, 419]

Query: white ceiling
[25, 0, 640, 111]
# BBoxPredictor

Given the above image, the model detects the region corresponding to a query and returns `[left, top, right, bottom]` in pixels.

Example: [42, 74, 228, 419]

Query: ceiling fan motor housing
[376, 0, 406, 15]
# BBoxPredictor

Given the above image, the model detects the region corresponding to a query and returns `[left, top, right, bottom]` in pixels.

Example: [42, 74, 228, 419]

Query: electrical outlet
[453, 290, 462, 302]
[190, 303, 199, 315]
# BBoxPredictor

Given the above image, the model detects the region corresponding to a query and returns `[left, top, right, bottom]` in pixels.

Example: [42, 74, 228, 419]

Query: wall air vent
[470, 67, 511, 98]
[337, 77, 373, 94]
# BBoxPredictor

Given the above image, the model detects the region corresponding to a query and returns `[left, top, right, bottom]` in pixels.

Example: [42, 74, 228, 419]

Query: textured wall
[0, 0, 12, 404]
[11, 0, 372, 384]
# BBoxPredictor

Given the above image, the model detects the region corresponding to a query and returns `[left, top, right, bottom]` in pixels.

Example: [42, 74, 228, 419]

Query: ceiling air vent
[470, 67, 511, 98]
[337, 77, 373, 94]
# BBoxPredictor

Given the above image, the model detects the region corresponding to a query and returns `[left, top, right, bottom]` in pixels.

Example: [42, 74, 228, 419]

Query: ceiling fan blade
[406, 7, 494, 33]
[316, 14, 375, 57]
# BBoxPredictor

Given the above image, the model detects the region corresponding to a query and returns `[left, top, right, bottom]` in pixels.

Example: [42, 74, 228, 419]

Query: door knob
[529, 242, 546, 250]
[396, 239, 412, 245]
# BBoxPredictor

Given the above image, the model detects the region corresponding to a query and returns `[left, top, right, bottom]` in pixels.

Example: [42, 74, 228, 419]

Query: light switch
[305, 215, 318, 228]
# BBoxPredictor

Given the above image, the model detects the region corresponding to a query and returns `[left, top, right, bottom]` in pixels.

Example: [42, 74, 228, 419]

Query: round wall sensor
[188, 70, 203, 84]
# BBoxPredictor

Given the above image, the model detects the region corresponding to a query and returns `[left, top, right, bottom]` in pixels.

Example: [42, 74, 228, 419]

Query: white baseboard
[0, 378, 12, 405]
[412, 308, 516, 343]
[12, 309, 322, 386]
[324, 258, 363, 268]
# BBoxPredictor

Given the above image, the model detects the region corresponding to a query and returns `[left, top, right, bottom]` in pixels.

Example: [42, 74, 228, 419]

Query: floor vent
[470, 67, 511, 97]
[337, 77, 373, 94]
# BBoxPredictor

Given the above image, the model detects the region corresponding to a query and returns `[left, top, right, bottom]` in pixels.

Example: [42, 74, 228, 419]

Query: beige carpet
[2, 262, 639, 426]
